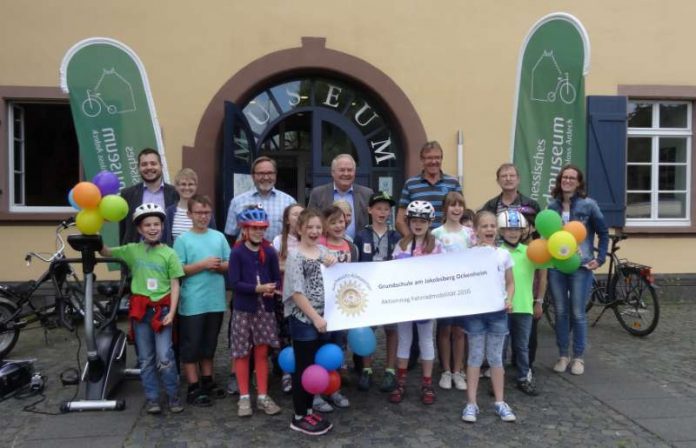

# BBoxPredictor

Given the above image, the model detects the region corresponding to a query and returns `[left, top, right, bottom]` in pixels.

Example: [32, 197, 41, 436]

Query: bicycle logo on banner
[81, 68, 137, 118]
[530, 50, 577, 105]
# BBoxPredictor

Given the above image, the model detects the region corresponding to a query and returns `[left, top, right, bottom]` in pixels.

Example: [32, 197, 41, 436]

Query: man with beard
[120, 148, 179, 244]
[224, 156, 296, 244]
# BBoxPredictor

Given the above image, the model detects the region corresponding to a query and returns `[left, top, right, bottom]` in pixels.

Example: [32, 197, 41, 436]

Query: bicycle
[0, 219, 107, 359]
[543, 233, 659, 337]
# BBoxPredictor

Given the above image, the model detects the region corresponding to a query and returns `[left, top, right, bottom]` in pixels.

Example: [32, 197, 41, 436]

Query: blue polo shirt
[399, 172, 462, 227]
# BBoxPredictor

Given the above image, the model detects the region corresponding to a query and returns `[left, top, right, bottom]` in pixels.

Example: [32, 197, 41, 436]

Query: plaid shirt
[224, 187, 296, 242]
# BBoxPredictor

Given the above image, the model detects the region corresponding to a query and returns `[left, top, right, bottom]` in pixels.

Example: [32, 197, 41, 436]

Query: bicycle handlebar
[25, 218, 77, 264]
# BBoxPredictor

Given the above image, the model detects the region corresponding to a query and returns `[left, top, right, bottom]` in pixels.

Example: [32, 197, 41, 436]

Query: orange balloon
[323, 370, 342, 395]
[563, 221, 587, 243]
[72, 182, 102, 209]
[527, 239, 552, 264]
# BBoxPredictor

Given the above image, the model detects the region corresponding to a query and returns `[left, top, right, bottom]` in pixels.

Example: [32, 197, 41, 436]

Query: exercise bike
[58, 234, 137, 412]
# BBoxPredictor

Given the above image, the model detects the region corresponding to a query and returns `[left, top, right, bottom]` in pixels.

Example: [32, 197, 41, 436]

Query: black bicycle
[0, 219, 102, 359]
[543, 234, 659, 337]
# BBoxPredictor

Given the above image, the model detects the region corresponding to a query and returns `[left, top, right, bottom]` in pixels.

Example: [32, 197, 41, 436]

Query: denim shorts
[460, 310, 509, 336]
[289, 316, 331, 342]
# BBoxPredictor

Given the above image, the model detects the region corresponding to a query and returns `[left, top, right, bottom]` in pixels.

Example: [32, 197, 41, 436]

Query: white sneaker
[461, 403, 479, 423]
[570, 358, 584, 375]
[329, 391, 350, 408]
[452, 371, 467, 390]
[312, 395, 334, 413]
[553, 357, 570, 373]
[495, 401, 517, 422]
[438, 371, 452, 390]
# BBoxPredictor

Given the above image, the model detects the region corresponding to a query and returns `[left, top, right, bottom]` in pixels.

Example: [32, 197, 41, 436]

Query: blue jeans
[508, 313, 533, 381]
[133, 306, 179, 401]
[548, 268, 593, 358]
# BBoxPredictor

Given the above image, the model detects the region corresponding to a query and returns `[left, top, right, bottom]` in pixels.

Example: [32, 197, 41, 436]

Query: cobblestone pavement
[1, 298, 693, 447]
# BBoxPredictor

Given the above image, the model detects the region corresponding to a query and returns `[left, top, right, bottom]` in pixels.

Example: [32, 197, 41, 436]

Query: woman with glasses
[546, 164, 608, 376]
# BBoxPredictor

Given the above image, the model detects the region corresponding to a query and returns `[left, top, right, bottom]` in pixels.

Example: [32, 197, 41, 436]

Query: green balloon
[553, 254, 582, 274]
[536, 210, 562, 239]
[99, 195, 129, 222]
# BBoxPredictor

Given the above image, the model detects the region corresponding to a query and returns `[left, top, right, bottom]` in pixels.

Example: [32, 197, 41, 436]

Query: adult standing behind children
[225, 156, 296, 243]
[480, 163, 540, 217]
[120, 148, 179, 244]
[101, 203, 184, 414]
[164, 169, 217, 245]
[396, 141, 462, 236]
[308, 154, 373, 240]
[173, 195, 230, 407]
[353, 192, 401, 393]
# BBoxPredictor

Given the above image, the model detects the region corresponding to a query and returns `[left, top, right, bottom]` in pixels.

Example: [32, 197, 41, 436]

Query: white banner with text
[323, 248, 506, 331]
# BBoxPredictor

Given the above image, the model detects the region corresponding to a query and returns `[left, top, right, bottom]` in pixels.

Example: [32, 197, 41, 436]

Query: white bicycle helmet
[497, 209, 528, 229]
[132, 203, 166, 225]
[406, 200, 435, 221]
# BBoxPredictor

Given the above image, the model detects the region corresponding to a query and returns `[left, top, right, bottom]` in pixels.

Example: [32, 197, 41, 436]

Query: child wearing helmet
[497, 209, 542, 396]
[389, 200, 444, 405]
[227, 204, 283, 417]
[100, 203, 185, 414]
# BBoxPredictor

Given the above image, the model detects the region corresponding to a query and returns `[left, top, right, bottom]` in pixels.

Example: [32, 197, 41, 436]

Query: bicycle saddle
[0, 281, 37, 298]
[97, 283, 120, 298]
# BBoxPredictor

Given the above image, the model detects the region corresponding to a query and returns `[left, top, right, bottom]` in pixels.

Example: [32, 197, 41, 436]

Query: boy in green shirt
[497, 209, 544, 396]
[101, 203, 185, 414]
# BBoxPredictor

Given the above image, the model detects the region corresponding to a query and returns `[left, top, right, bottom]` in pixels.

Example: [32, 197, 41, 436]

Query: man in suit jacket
[308, 154, 373, 239]
[120, 148, 179, 244]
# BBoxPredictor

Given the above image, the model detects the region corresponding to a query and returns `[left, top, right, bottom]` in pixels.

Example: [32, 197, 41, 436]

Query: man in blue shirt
[396, 141, 462, 235]
[224, 156, 296, 243]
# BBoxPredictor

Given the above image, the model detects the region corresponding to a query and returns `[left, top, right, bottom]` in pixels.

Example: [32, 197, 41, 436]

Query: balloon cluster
[526, 210, 587, 274]
[68, 171, 128, 235]
[278, 327, 377, 395]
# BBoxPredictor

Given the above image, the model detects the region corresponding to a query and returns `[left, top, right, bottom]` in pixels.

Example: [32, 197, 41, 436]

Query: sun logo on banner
[336, 280, 368, 317]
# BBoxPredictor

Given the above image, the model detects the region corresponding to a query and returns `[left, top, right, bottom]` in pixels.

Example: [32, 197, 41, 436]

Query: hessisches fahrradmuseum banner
[60, 37, 170, 252]
[323, 249, 506, 331]
[511, 13, 590, 208]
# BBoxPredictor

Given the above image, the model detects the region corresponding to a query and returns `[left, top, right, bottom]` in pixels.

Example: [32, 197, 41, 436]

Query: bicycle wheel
[611, 271, 659, 336]
[0, 301, 20, 359]
[543, 289, 556, 329]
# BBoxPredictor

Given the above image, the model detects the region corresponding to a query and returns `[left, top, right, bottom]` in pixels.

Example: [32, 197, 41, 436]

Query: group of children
[102, 186, 545, 436]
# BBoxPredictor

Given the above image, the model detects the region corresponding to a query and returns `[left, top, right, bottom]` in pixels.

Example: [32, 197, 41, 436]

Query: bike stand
[58, 234, 134, 413]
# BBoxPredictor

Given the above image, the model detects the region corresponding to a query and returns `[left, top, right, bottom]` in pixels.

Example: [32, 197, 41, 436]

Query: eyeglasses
[499, 174, 518, 180]
[254, 171, 276, 177]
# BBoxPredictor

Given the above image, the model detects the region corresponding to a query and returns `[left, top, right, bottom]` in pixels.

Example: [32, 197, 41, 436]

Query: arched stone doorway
[182, 37, 427, 214]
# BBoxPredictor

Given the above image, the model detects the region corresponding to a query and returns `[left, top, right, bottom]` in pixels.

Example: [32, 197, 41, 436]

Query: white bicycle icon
[81, 89, 118, 118]
[547, 72, 577, 104]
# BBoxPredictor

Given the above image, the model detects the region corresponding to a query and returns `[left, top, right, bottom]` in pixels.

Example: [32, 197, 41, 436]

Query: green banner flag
[511, 13, 590, 208]
[60, 37, 169, 250]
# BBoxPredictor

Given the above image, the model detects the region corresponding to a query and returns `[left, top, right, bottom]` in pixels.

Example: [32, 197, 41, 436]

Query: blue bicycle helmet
[237, 204, 269, 227]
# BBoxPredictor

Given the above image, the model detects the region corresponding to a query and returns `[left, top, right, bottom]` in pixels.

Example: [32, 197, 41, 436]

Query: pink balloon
[301, 364, 329, 395]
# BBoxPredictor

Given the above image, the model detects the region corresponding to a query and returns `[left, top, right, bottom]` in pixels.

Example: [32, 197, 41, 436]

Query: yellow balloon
[76, 209, 104, 235]
[547, 230, 578, 260]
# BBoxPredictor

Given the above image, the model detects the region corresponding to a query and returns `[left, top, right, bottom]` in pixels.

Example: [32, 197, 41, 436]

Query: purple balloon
[92, 170, 121, 196]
